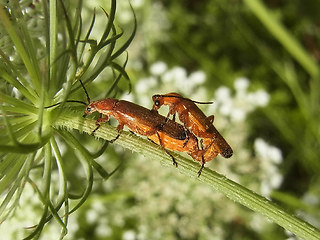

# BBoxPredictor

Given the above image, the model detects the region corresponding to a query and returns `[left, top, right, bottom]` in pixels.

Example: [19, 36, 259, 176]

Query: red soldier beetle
[152, 92, 233, 161]
[83, 98, 194, 166]
[46, 82, 211, 175]
[85, 99, 210, 175]
[46, 81, 195, 168]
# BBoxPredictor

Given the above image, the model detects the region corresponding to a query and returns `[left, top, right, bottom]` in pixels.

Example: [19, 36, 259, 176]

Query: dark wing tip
[222, 147, 233, 158]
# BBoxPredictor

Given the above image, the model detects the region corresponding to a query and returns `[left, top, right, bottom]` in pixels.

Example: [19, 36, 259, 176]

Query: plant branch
[53, 108, 320, 240]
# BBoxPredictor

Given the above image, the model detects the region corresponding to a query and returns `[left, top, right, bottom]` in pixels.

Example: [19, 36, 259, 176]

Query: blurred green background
[1, 0, 320, 239]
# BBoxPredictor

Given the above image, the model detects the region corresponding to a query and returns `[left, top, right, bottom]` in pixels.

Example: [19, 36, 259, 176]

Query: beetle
[84, 98, 193, 165]
[46, 82, 209, 175]
[152, 92, 233, 160]
[85, 97, 215, 175]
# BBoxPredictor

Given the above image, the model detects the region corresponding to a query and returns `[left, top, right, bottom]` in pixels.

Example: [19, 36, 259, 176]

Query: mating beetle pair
[49, 81, 233, 176]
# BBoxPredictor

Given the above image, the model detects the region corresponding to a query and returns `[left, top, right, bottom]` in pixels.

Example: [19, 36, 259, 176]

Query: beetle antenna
[45, 100, 87, 109]
[45, 80, 90, 109]
[154, 94, 213, 105]
[190, 99, 214, 104]
[79, 79, 91, 104]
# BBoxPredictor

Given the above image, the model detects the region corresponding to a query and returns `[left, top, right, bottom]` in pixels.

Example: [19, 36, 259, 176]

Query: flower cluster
[212, 77, 269, 122]
[0, 59, 284, 239]
[254, 138, 283, 197]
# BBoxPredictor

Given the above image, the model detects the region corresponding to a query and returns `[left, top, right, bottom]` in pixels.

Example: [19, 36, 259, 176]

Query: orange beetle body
[152, 93, 233, 160]
[85, 99, 187, 140]
[84, 98, 208, 170]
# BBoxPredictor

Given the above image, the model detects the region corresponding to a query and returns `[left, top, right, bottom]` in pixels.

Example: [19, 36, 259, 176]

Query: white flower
[250, 214, 265, 232]
[131, 0, 145, 8]
[269, 146, 283, 164]
[231, 108, 246, 121]
[248, 90, 270, 107]
[189, 71, 206, 84]
[270, 173, 283, 189]
[215, 86, 231, 101]
[255, 138, 283, 163]
[135, 77, 157, 93]
[150, 61, 167, 76]
[214, 87, 233, 116]
[163, 66, 187, 84]
[234, 77, 249, 92]
[254, 138, 269, 159]
[96, 221, 112, 237]
[212, 78, 270, 122]
[254, 138, 283, 196]
[123, 230, 137, 240]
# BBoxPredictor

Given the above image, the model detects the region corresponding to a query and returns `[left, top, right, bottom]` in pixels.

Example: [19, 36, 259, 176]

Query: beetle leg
[156, 132, 178, 167]
[157, 117, 170, 131]
[171, 113, 176, 122]
[91, 114, 109, 135]
[198, 138, 204, 150]
[91, 126, 100, 135]
[109, 123, 124, 143]
[182, 128, 190, 148]
[197, 156, 205, 177]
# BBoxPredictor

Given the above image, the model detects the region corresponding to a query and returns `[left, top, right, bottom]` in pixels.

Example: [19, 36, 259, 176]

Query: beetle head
[152, 93, 182, 110]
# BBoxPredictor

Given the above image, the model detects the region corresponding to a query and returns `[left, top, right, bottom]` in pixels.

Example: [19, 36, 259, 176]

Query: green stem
[49, 0, 58, 83]
[244, 0, 319, 78]
[53, 109, 320, 240]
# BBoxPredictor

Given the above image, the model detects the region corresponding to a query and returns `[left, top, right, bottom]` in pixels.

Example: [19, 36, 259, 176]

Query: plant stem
[54, 109, 320, 240]
[244, 0, 319, 78]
